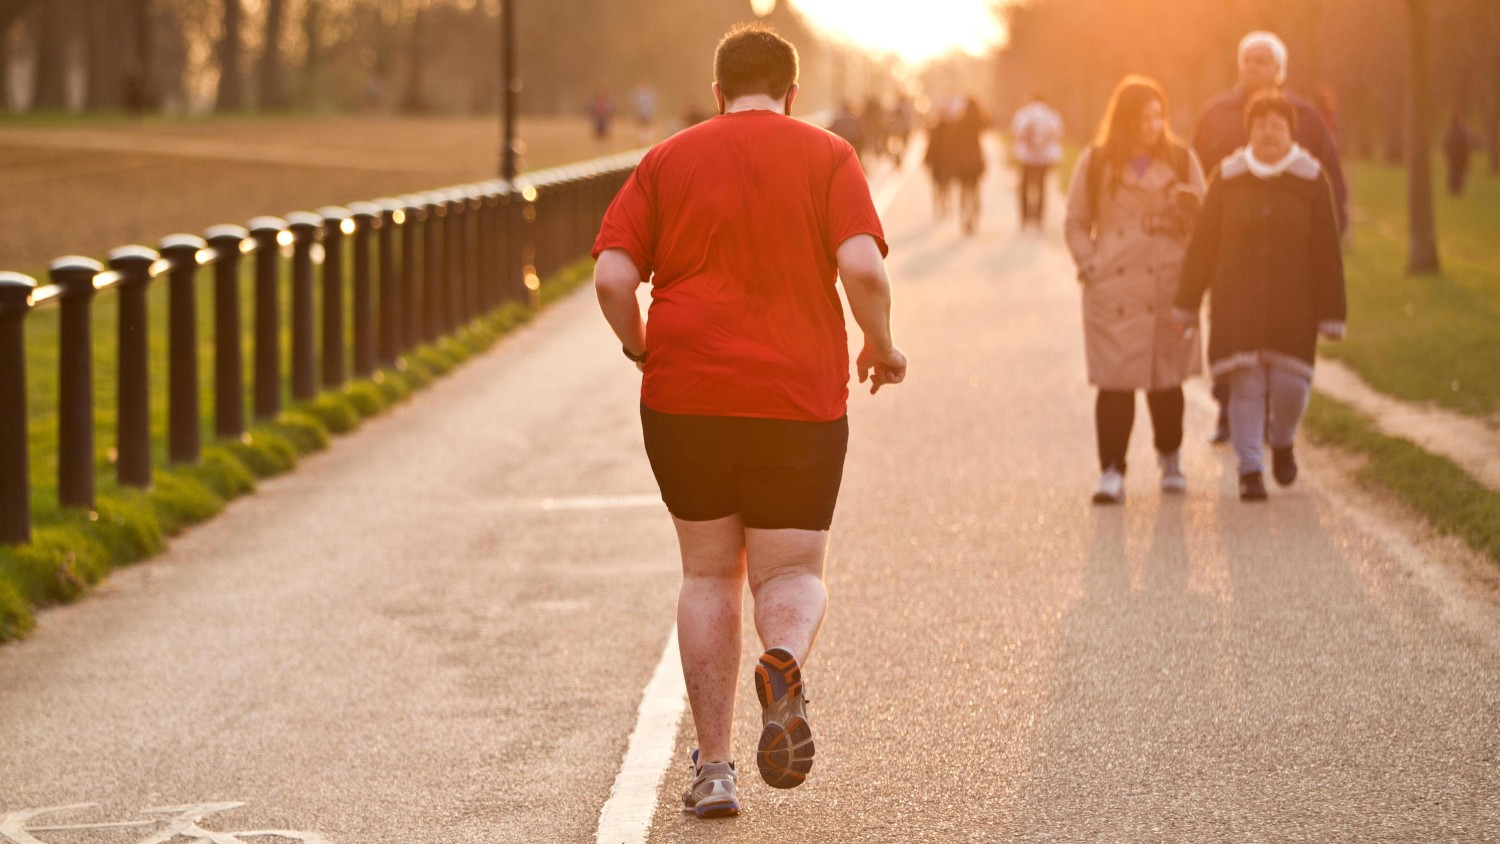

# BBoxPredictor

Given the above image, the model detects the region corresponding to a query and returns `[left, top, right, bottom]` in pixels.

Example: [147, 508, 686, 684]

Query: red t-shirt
[592, 110, 887, 422]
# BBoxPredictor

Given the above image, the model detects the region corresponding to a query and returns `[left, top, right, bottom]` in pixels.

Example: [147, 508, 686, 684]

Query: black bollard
[158, 235, 206, 464]
[50, 256, 103, 509]
[107, 246, 159, 489]
[317, 206, 351, 389]
[285, 212, 322, 401]
[205, 225, 249, 439]
[375, 199, 404, 366]
[445, 190, 467, 331]
[423, 192, 446, 342]
[348, 202, 381, 378]
[0, 272, 37, 544]
[400, 195, 428, 350]
[247, 217, 287, 419]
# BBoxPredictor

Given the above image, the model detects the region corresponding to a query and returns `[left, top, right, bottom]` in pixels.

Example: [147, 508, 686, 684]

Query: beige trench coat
[1064, 147, 1206, 391]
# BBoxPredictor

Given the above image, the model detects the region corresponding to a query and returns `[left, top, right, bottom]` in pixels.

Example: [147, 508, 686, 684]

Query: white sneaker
[1158, 451, 1187, 495]
[1092, 467, 1125, 505]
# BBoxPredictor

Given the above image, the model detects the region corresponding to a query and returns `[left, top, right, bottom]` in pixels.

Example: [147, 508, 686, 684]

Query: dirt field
[0, 116, 652, 273]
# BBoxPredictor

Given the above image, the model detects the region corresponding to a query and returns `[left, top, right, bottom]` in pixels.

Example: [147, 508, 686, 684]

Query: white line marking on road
[594, 625, 687, 844]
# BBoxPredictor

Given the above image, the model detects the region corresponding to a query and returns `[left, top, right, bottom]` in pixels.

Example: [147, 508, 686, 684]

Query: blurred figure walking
[1065, 76, 1206, 504]
[1010, 93, 1065, 230]
[1191, 31, 1348, 445]
[925, 105, 955, 220]
[1444, 112, 1475, 196]
[948, 96, 989, 236]
[589, 88, 617, 140]
[1174, 92, 1347, 502]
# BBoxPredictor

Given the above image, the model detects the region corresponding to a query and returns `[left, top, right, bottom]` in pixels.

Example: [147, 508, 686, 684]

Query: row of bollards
[0, 151, 643, 545]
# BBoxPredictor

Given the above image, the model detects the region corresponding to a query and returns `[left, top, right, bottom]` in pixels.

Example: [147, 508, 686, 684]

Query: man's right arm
[836, 234, 906, 394]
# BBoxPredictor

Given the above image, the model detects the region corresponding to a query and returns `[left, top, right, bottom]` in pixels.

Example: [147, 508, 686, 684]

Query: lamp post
[500, 0, 519, 182]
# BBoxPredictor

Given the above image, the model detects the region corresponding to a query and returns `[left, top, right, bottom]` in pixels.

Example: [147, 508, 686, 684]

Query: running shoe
[1158, 451, 1187, 495]
[1092, 467, 1126, 505]
[1272, 446, 1298, 487]
[681, 749, 739, 818]
[754, 647, 814, 789]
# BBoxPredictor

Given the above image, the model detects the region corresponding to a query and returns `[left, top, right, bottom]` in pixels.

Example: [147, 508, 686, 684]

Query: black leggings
[1096, 387, 1185, 472]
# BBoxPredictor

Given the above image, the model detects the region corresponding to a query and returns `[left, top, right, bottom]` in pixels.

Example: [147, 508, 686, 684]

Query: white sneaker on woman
[1092, 467, 1125, 505]
[1158, 451, 1187, 495]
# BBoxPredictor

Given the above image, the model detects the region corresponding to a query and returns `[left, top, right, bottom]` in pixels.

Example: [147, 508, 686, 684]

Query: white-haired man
[1190, 31, 1348, 445]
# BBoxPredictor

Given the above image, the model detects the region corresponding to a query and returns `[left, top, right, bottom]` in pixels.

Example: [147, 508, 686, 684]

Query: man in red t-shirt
[592, 22, 906, 819]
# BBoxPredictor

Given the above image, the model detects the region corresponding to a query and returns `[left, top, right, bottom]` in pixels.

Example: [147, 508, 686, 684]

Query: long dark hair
[1093, 75, 1180, 194]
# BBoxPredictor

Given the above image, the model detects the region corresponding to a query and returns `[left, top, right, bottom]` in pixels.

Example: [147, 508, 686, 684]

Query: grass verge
[1325, 161, 1500, 420]
[0, 259, 593, 641]
[1304, 391, 1500, 565]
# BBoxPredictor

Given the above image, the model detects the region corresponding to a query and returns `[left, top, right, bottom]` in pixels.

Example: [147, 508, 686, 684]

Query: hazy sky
[776, 0, 1007, 64]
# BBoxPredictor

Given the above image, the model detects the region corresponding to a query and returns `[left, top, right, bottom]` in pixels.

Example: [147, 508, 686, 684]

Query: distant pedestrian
[1191, 31, 1349, 446]
[888, 95, 915, 162]
[589, 89, 616, 140]
[829, 100, 864, 153]
[1444, 112, 1474, 196]
[1011, 93, 1065, 229]
[925, 108, 955, 220]
[948, 96, 989, 236]
[592, 22, 905, 819]
[1065, 76, 1206, 505]
[859, 94, 888, 163]
[632, 81, 658, 143]
[1174, 91, 1347, 502]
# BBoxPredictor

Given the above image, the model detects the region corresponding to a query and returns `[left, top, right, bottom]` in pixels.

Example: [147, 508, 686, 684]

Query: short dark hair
[714, 23, 798, 101]
[1244, 89, 1298, 134]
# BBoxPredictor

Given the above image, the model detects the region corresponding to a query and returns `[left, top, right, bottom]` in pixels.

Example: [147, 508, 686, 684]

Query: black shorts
[640, 404, 849, 531]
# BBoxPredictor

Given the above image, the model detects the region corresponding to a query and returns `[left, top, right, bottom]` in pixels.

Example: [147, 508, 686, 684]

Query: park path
[1, 141, 1499, 844]
[1315, 357, 1500, 491]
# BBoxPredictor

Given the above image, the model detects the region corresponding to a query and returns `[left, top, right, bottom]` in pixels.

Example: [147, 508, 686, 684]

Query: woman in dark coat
[947, 97, 988, 235]
[1174, 90, 1346, 501]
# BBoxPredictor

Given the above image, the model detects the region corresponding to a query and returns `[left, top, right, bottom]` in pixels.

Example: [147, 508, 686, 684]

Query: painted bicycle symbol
[0, 802, 328, 844]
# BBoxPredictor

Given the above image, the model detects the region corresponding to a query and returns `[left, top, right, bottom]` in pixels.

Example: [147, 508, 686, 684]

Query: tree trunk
[401, 5, 427, 113]
[86, 0, 127, 109]
[1405, 0, 1440, 275]
[216, 0, 244, 111]
[0, 18, 11, 111]
[31, 0, 70, 110]
[258, 0, 286, 109]
[129, 0, 152, 111]
[298, 0, 320, 109]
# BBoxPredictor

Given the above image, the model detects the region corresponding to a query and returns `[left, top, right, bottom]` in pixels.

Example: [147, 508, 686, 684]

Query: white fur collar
[1219, 145, 1322, 181]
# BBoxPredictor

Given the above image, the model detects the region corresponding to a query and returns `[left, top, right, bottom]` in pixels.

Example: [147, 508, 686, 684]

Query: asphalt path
[2, 143, 1499, 843]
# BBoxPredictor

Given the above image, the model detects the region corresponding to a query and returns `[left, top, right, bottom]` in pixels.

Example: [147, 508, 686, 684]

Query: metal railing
[0, 150, 645, 545]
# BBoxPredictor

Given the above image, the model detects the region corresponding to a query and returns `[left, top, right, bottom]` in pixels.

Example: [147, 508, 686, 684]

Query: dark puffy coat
[1174, 148, 1346, 381]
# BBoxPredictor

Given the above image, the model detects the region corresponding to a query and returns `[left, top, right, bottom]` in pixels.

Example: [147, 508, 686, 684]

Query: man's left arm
[594, 249, 647, 363]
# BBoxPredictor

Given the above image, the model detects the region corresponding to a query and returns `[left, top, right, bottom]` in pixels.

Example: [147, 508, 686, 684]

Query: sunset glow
[782, 0, 1006, 64]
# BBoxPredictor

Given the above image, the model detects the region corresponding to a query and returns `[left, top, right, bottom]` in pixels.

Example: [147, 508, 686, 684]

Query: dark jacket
[1191, 88, 1348, 231]
[1174, 148, 1346, 381]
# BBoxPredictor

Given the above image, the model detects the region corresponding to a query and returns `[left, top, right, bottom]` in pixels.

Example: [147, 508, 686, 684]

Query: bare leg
[746, 528, 829, 665]
[674, 514, 746, 764]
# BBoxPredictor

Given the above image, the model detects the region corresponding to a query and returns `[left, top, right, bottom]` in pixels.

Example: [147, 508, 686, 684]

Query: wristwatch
[622, 344, 648, 364]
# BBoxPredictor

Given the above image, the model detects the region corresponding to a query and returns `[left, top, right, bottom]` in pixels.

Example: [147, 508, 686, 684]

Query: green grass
[1304, 392, 1500, 566]
[1326, 161, 1500, 420]
[0, 258, 594, 641]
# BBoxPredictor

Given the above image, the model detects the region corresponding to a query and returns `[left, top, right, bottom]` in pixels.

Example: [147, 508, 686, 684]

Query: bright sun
[775, 0, 1006, 65]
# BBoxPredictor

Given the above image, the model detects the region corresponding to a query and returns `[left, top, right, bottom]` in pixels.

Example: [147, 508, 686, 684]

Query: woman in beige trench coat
[1064, 76, 1206, 504]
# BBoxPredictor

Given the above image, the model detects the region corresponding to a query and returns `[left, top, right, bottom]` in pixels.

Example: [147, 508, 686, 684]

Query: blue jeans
[1228, 364, 1311, 475]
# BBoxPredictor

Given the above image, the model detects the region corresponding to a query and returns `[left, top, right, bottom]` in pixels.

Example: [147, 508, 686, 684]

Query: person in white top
[1010, 93, 1065, 229]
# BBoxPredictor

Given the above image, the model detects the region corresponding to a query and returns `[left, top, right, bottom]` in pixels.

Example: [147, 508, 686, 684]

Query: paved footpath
[2, 148, 1499, 844]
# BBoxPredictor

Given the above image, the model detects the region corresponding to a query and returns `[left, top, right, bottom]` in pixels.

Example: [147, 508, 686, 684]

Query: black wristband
[622, 344, 648, 364]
